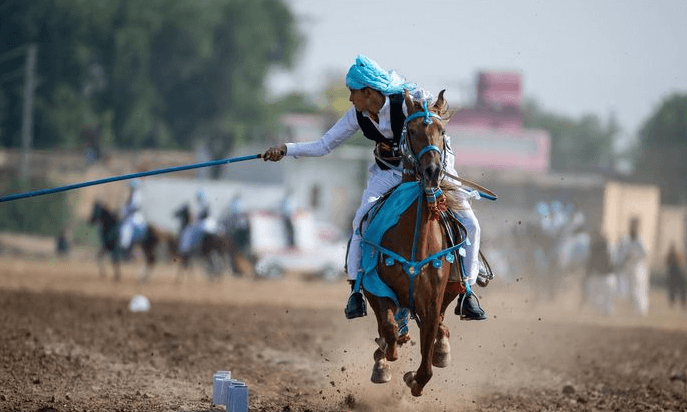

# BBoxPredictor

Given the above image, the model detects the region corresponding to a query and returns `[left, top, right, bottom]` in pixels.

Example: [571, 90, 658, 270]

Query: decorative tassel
[425, 188, 448, 221]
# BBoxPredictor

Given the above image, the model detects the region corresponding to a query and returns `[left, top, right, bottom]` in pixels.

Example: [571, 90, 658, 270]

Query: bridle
[399, 99, 447, 181]
[400, 99, 449, 214]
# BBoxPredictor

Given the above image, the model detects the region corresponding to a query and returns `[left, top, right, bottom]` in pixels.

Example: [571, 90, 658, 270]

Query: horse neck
[401, 192, 445, 261]
[401, 172, 416, 184]
[100, 208, 118, 232]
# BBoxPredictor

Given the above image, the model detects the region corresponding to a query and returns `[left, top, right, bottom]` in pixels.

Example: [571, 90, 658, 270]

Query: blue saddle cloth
[359, 181, 422, 307]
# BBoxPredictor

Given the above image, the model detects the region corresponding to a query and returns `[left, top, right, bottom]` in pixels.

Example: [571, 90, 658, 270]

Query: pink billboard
[477, 71, 522, 108]
[447, 125, 550, 172]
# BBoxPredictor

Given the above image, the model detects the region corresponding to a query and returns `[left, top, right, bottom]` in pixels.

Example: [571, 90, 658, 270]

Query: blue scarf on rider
[345, 55, 416, 95]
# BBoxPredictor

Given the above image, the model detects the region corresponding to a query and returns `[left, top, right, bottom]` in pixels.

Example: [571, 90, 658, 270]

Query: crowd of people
[583, 217, 687, 316]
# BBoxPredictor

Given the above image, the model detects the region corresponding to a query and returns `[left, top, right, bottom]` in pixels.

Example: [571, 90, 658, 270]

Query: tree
[523, 99, 618, 173]
[634, 93, 687, 204]
[0, 0, 302, 151]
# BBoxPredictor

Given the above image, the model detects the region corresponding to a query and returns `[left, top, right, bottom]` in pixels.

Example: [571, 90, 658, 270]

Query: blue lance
[0, 153, 262, 203]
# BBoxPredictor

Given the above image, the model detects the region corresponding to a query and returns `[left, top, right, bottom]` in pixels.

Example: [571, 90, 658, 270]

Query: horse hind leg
[432, 322, 451, 368]
[139, 244, 157, 284]
[176, 257, 189, 283]
[369, 300, 399, 384]
[140, 261, 153, 284]
[371, 338, 392, 384]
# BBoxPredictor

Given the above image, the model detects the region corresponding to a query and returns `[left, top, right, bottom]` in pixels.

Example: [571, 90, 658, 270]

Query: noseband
[400, 100, 446, 179]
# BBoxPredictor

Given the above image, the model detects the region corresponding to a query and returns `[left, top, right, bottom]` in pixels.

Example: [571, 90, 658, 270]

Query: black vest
[355, 93, 406, 170]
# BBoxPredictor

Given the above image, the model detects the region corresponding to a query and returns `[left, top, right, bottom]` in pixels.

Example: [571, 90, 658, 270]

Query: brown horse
[362, 89, 466, 397]
[88, 201, 163, 282]
[171, 203, 255, 281]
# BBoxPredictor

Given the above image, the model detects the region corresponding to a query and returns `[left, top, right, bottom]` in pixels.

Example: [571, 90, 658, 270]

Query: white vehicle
[248, 209, 348, 281]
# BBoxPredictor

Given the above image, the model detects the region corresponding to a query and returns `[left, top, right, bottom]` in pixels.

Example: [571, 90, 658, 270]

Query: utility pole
[19, 44, 37, 185]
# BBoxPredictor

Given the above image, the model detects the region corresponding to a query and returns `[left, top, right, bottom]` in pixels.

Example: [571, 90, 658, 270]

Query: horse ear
[404, 89, 416, 114]
[434, 89, 448, 116]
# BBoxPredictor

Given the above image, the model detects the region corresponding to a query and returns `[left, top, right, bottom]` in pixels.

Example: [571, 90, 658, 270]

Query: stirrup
[455, 293, 487, 321]
[344, 291, 367, 319]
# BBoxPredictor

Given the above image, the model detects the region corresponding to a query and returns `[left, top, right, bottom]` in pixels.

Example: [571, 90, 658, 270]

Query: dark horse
[171, 203, 253, 281]
[361, 90, 467, 397]
[89, 201, 161, 282]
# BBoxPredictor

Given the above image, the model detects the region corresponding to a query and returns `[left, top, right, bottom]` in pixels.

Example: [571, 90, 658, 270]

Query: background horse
[172, 203, 254, 281]
[89, 201, 162, 282]
[363, 90, 464, 397]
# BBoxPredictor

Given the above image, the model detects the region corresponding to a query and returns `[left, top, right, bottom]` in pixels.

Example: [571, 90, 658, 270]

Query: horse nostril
[423, 163, 441, 183]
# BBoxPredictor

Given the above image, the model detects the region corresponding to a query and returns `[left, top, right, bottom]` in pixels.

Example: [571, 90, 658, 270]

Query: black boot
[344, 280, 367, 319]
[455, 293, 487, 320]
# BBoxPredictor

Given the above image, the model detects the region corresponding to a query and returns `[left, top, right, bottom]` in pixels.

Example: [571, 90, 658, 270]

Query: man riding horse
[119, 179, 148, 259]
[178, 188, 218, 256]
[263, 55, 488, 321]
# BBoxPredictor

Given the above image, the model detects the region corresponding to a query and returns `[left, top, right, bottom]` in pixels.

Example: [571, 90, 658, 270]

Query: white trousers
[346, 163, 481, 286]
[586, 273, 617, 315]
[119, 213, 146, 249]
[453, 208, 481, 285]
[178, 218, 218, 254]
[628, 265, 649, 315]
[347, 164, 402, 280]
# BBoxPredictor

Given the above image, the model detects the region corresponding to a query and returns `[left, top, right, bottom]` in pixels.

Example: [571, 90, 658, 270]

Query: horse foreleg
[96, 249, 107, 278]
[113, 259, 121, 282]
[404, 302, 441, 397]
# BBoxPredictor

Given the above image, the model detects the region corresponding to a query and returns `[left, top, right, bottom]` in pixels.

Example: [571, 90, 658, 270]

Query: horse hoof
[403, 371, 415, 386]
[432, 350, 451, 368]
[432, 339, 451, 368]
[397, 333, 411, 345]
[371, 362, 392, 384]
[403, 371, 423, 396]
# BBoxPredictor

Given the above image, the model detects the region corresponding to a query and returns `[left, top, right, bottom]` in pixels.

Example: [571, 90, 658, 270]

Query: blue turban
[345, 55, 416, 95]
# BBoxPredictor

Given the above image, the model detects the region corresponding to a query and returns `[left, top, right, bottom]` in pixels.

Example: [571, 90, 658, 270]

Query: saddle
[373, 142, 402, 170]
[440, 211, 494, 287]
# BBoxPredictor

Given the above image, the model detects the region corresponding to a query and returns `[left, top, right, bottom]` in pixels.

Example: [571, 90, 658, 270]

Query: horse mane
[405, 89, 452, 124]
[438, 181, 465, 211]
[94, 200, 118, 222]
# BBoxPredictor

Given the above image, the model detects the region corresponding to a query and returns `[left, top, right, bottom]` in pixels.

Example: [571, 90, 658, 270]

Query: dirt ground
[1, 241, 687, 412]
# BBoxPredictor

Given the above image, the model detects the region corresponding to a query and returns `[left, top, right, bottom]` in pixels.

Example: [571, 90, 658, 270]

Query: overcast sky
[267, 0, 687, 140]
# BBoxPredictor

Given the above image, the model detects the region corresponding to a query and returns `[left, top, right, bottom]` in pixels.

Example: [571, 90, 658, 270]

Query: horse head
[89, 201, 104, 225]
[173, 204, 191, 229]
[89, 201, 118, 231]
[401, 89, 449, 190]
